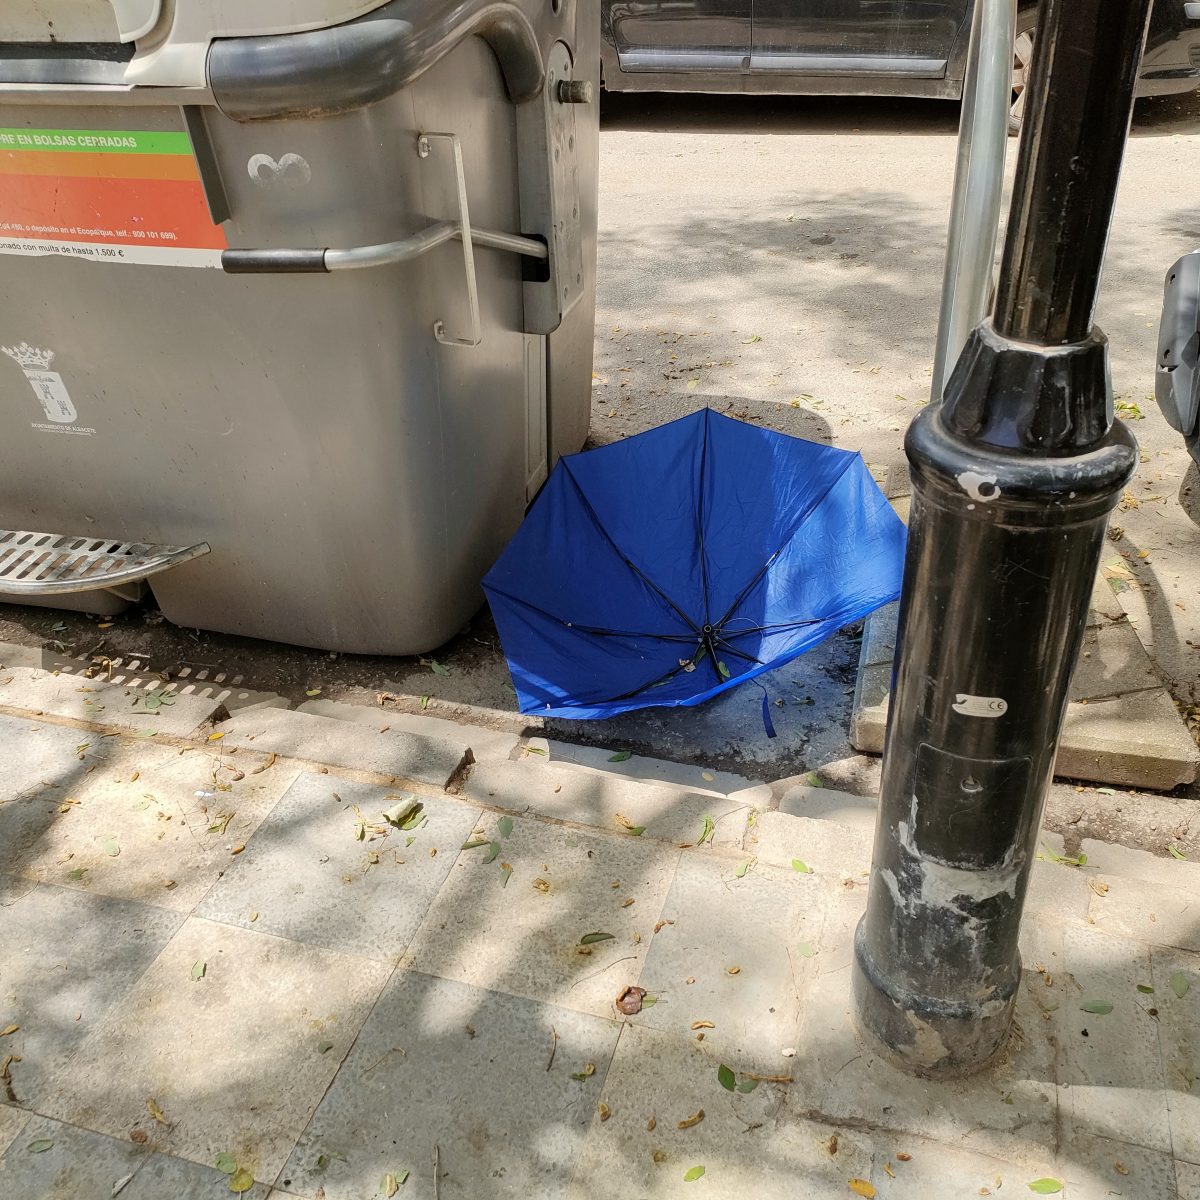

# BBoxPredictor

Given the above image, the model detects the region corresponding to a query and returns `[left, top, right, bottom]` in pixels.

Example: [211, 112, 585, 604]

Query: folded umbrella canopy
[484, 408, 906, 720]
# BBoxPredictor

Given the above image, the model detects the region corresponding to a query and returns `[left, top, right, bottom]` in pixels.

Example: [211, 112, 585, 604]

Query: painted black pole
[852, 0, 1152, 1076]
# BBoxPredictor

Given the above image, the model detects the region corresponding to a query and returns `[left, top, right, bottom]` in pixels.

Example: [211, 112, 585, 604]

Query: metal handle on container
[220, 132, 548, 348]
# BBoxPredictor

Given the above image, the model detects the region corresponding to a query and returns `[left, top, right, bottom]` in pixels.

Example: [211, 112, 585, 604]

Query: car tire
[1009, 10, 1037, 136]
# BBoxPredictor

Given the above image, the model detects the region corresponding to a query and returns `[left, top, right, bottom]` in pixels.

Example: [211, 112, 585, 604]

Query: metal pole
[930, 0, 1015, 403]
[852, 0, 1152, 1077]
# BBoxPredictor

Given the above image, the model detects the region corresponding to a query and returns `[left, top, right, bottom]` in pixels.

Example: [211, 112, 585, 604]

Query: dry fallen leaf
[725, 966, 741, 975]
[652, 1149, 667, 1164]
[654, 919, 675, 933]
[0, 1025, 18, 1038]
[598, 1103, 611, 1122]
[883, 1162, 895, 1178]
[677, 1109, 705, 1130]
[895, 1152, 912, 1162]
[230, 844, 245, 856]
[691, 1021, 715, 1030]
[1088, 878, 1110, 897]
[848, 1180, 876, 1198]
[533, 878, 551, 893]
[130, 1128, 148, 1144]
[622, 898, 635, 908]
[616, 986, 647, 1015]
[825, 1135, 838, 1156]
[146, 1098, 170, 1126]
[646, 1116, 657, 1132]
[1114, 1162, 1129, 1176]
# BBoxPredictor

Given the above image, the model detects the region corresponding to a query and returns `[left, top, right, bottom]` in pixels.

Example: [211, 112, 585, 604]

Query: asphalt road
[3, 87, 1199, 783]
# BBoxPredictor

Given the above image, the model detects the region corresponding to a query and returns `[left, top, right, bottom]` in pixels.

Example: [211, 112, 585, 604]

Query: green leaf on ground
[608, 750, 632, 762]
[805, 772, 823, 788]
[317, 1041, 333, 1054]
[461, 839, 490, 851]
[687, 379, 699, 391]
[734, 861, 749, 879]
[1027, 1181, 1064, 1195]
[191, 960, 206, 982]
[67, 867, 87, 881]
[229, 1166, 255, 1193]
[1081, 1000, 1113, 1015]
[641, 994, 658, 1007]
[717, 661, 731, 680]
[741, 334, 763, 343]
[736, 1079, 759, 1093]
[102, 839, 120, 857]
[1137, 984, 1155, 994]
[1096, 786, 1117, 795]
[497, 816, 514, 839]
[419, 695, 430, 710]
[683, 1165, 706, 1182]
[1172, 972, 1190, 999]
[214, 1153, 236, 1174]
[791, 859, 813, 875]
[482, 842, 502, 865]
[398, 810, 426, 832]
[524, 745, 548, 756]
[28, 1140, 53, 1154]
[405, 836, 416, 848]
[717, 1064, 736, 1092]
[580, 932, 615, 945]
[500, 863, 513, 888]
[697, 815, 716, 846]
[796, 942, 817, 958]
[1169, 844, 1188, 860]
[421, 658, 450, 676]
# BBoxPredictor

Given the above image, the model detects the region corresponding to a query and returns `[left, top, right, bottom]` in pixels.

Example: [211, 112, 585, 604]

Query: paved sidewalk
[1, 667, 1199, 1198]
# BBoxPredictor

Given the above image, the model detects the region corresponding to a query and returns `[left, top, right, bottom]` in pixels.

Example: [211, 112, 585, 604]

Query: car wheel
[1009, 13, 1036, 135]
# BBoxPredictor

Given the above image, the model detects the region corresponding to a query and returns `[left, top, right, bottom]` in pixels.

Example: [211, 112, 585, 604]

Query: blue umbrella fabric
[483, 408, 906, 720]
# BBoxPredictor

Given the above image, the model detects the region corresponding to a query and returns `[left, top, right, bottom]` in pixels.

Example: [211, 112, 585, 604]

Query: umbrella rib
[712, 638, 763, 666]
[718, 618, 824, 638]
[561, 461, 701, 634]
[710, 456, 859, 630]
[483, 584, 698, 643]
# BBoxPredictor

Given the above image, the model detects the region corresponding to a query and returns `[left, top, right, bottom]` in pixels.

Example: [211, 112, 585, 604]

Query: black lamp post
[852, 0, 1153, 1075]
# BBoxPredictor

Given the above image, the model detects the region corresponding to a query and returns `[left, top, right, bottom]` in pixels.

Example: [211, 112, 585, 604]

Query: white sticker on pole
[952, 694, 1008, 718]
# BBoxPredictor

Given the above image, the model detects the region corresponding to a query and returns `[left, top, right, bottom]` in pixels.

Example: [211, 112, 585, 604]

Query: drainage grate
[0, 530, 209, 596]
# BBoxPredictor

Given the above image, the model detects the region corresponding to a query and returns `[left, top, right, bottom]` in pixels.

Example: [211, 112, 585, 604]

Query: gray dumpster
[0, 0, 598, 653]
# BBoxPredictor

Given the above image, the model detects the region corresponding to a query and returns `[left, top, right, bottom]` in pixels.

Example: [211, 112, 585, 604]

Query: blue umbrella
[483, 408, 906, 721]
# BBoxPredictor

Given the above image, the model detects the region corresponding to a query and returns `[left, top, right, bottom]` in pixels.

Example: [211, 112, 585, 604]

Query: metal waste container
[0, 0, 598, 653]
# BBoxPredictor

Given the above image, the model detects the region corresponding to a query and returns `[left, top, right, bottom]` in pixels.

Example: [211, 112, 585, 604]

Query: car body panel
[601, 0, 1200, 100]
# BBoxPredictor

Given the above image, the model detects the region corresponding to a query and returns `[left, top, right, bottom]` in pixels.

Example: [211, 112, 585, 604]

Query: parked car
[600, 0, 1200, 130]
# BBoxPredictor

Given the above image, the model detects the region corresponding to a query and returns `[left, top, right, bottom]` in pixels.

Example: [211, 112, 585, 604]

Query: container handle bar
[221, 131, 547, 348]
[220, 224, 547, 274]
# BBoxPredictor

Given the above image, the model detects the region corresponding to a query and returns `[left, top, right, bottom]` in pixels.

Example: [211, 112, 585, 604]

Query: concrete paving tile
[215, 707, 471, 790]
[281, 970, 620, 1200]
[456, 759, 748, 848]
[197, 774, 480, 961]
[39, 917, 391, 1185]
[746, 810, 872, 878]
[300, 698, 521, 763]
[1057, 691, 1200, 790]
[0, 714, 118, 872]
[0, 1105, 30, 1156]
[1025, 858, 1093, 924]
[534, 739, 769, 802]
[630, 856, 824, 1072]
[1150, 945, 1200, 1164]
[777, 782, 878, 832]
[403, 816, 679, 1019]
[0, 1115, 272, 1199]
[1052, 1134, 1177, 1199]
[567, 1022, 859, 1200]
[0, 666, 223, 737]
[1086, 873, 1200, 952]
[1078, 839, 1200, 889]
[860, 599, 898, 667]
[1057, 925, 1170, 1153]
[1070, 620, 1161, 702]
[1179, 1160, 1200, 1199]
[784, 911, 1060, 1162]
[19, 736, 302, 912]
[0, 879, 182, 1109]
